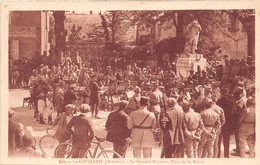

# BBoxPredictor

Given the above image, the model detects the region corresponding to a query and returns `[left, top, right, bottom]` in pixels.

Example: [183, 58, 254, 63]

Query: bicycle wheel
[39, 135, 59, 157]
[84, 149, 93, 158]
[97, 150, 122, 158]
[54, 143, 73, 158]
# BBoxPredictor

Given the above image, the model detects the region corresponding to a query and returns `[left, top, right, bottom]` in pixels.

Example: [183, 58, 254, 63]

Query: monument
[176, 19, 207, 78]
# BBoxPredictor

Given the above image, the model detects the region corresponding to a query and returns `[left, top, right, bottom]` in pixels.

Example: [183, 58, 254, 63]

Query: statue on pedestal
[183, 19, 202, 55]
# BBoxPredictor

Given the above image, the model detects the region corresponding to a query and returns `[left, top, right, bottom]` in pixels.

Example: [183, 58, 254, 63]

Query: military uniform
[127, 105, 156, 158]
[211, 103, 225, 158]
[198, 108, 221, 158]
[149, 88, 163, 120]
[183, 108, 204, 158]
[237, 103, 255, 158]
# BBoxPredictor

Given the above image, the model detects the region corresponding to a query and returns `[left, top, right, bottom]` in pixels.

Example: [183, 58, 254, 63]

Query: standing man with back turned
[127, 96, 156, 158]
[66, 104, 94, 158]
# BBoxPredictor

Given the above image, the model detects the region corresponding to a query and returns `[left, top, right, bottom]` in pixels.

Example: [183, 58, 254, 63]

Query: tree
[131, 10, 166, 57]
[232, 10, 255, 64]
[67, 24, 82, 44]
[130, 10, 195, 56]
[99, 10, 134, 60]
[53, 11, 67, 53]
[99, 11, 130, 48]
[195, 10, 254, 61]
[100, 13, 110, 45]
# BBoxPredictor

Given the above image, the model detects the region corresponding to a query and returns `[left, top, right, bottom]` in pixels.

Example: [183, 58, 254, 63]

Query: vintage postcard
[1, 1, 260, 165]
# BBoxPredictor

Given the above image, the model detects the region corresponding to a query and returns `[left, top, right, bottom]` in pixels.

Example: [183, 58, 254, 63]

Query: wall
[211, 13, 248, 60]
[9, 11, 42, 60]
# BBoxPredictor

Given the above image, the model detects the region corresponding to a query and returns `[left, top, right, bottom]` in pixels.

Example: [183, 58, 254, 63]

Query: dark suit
[217, 96, 235, 158]
[161, 105, 185, 158]
[105, 110, 131, 157]
[67, 114, 94, 158]
[64, 90, 78, 107]
[90, 80, 101, 117]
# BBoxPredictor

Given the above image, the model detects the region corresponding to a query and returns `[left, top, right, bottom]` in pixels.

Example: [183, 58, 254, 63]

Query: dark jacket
[161, 106, 185, 145]
[105, 110, 131, 146]
[66, 114, 94, 147]
[90, 81, 101, 101]
[64, 90, 78, 106]
[217, 96, 236, 131]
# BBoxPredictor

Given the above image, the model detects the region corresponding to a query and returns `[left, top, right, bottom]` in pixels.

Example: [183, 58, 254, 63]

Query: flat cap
[80, 104, 91, 113]
[117, 100, 129, 110]
[65, 104, 75, 109]
[140, 96, 150, 105]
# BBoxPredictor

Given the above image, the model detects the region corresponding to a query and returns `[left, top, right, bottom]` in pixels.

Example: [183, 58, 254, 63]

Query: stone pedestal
[176, 53, 207, 78]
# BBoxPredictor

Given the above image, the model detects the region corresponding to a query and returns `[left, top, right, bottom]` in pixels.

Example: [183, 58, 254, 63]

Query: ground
[9, 88, 245, 158]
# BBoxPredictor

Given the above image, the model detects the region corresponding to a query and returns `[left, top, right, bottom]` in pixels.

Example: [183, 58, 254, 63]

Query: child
[38, 93, 46, 124]
[46, 92, 54, 125]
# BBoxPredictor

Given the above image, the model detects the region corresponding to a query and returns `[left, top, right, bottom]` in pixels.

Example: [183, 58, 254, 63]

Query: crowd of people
[9, 51, 255, 158]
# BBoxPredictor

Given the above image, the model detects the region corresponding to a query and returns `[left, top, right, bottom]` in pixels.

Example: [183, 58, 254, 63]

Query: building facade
[9, 11, 50, 63]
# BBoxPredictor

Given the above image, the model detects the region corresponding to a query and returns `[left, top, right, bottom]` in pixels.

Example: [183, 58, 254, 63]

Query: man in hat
[89, 74, 102, 119]
[127, 96, 156, 158]
[222, 56, 231, 82]
[237, 95, 255, 158]
[161, 97, 185, 158]
[66, 104, 94, 158]
[149, 81, 163, 126]
[54, 104, 75, 144]
[125, 86, 141, 116]
[232, 86, 247, 156]
[198, 98, 221, 158]
[54, 87, 65, 117]
[28, 69, 39, 88]
[183, 99, 204, 158]
[105, 100, 131, 158]
[159, 86, 168, 114]
[123, 65, 134, 79]
[64, 84, 78, 107]
[209, 95, 225, 158]
[216, 88, 236, 158]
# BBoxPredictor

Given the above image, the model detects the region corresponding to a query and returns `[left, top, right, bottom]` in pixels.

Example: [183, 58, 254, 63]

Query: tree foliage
[67, 24, 83, 44]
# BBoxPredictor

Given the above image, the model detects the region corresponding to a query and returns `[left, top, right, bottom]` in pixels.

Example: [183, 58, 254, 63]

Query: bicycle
[54, 136, 122, 158]
[39, 126, 59, 157]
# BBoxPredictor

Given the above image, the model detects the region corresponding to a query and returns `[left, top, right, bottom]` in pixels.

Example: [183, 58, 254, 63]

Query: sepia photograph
[1, 1, 259, 164]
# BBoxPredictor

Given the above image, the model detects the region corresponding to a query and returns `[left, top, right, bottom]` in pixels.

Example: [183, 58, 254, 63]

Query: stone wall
[211, 13, 248, 60]
[9, 11, 42, 60]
